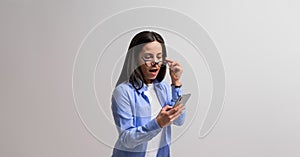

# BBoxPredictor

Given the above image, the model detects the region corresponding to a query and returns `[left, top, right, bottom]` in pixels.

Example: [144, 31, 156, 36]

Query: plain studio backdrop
[1, 0, 300, 157]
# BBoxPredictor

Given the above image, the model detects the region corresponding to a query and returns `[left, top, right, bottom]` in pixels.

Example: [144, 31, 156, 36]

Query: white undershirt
[144, 84, 163, 157]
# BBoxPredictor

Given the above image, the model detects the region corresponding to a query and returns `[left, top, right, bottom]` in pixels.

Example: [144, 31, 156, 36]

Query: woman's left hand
[165, 57, 183, 86]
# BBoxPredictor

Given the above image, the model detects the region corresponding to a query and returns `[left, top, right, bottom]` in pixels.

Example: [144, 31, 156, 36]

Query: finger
[170, 109, 184, 121]
[171, 61, 180, 66]
[173, 104, 184, 110]
[177, 106, 185, 113]
[172, 66, 182, 73]
[165, 59, 175, 66]
[173, 105, 185, 115]
[168, 106, 184, 118]
[169, 63, 178, 71]
[171, 113, 182, 122]
[172, 63, 182, 70]
[166, 107, 177, 115]
[169, 62, 181, 70]
[165, 105, 182, 115]
[162, 105, 173, 111]
[164, 57, 174, 62]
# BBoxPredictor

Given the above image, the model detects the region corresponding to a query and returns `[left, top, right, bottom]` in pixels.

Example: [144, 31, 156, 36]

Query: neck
[145, 79, 154, 85]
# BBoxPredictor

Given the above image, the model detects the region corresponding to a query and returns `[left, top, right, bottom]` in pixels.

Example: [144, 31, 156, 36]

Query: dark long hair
[116, 31, 167, 90]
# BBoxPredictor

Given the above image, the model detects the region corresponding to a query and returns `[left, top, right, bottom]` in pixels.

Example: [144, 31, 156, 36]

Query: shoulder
[114, 81, 134, 91]
[113, 81, 135, 96]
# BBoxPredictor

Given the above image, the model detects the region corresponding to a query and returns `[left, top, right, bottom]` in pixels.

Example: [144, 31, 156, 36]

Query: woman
[111, 31, 185, 157]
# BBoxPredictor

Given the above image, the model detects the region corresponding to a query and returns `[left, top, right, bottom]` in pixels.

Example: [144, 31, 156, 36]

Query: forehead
[141, 41, 162, 54]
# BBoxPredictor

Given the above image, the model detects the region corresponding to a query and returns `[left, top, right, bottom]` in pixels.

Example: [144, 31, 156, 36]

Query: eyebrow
[143, 52, 163, 55]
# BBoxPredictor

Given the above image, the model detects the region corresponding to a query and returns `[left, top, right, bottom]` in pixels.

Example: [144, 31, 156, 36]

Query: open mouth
[149, 69, 158, 72]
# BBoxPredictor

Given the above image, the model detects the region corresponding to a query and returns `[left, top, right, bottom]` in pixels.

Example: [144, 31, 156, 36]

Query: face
[138, 41, 163, 84]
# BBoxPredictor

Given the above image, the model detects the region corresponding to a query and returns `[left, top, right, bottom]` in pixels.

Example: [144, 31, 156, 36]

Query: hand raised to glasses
[165, 58, 183, 86]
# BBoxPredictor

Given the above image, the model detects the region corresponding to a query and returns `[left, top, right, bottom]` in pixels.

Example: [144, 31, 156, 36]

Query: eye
[144, 54, 153, 60]
[157, 55, 162, 60]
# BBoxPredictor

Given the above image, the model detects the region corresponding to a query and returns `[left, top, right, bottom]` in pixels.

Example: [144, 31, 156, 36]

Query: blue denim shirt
[111, 80, 185, 157]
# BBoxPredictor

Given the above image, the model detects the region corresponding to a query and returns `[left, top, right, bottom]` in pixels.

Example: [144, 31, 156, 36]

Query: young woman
[111, 31, 185, 157]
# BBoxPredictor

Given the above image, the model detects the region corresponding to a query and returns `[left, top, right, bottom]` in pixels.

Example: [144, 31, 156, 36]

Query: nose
[153, 56, 160, 62]
[151, 61, 160, 67]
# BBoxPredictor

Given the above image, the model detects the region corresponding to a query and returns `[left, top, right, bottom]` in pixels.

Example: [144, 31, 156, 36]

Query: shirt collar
[136, 79, 163, 94]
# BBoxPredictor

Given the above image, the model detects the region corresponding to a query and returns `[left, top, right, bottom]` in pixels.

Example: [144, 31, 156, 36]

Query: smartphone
[173, 93, 191, 108]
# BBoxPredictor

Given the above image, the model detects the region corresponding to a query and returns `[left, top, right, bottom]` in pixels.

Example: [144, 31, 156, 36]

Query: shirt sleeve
[111, 85, 162, 149]
[170, 85, 186, 126]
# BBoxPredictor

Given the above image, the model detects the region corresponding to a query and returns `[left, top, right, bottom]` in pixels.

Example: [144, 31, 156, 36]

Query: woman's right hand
[156, 104, 185, 128]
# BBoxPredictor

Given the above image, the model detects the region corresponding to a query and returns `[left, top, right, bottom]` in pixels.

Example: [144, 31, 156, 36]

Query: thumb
[162, 105, 172, 111]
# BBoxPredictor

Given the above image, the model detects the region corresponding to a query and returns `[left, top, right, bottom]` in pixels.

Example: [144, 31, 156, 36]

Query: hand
[165, 58, 183, 86]
[156, 104, 185, 128]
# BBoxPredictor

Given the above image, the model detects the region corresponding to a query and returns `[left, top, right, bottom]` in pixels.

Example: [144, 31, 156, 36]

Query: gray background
[1, 0, 300, 157]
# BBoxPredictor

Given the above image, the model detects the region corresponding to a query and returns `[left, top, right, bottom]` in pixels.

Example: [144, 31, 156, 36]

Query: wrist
[156, 117, 163, 128]
[171, 80, 181, 87]
[171, 83, 182, 88]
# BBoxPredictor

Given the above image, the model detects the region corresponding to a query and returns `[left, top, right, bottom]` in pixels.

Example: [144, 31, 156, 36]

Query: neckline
[147, 83, 154, 90]
[147, 83, 153, 87]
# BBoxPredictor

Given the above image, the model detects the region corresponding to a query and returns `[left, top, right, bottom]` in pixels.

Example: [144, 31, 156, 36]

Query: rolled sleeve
[171, 86, 182, 105]
[170, 86, 185, 126]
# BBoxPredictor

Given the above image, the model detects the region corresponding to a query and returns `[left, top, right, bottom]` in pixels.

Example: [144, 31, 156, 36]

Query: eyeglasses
[141, 57, 166, 67]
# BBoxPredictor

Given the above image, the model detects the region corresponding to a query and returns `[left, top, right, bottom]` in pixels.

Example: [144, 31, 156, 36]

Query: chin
[146, 75, 157, 81]
[147, 77, 157, 80]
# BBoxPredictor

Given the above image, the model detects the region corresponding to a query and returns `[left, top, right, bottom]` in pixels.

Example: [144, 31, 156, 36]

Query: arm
[170, 85, 186, 126]
[165, 58, 186, 126]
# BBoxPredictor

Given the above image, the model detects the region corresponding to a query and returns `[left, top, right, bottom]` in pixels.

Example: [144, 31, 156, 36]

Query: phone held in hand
[173, 93, 191, 108]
